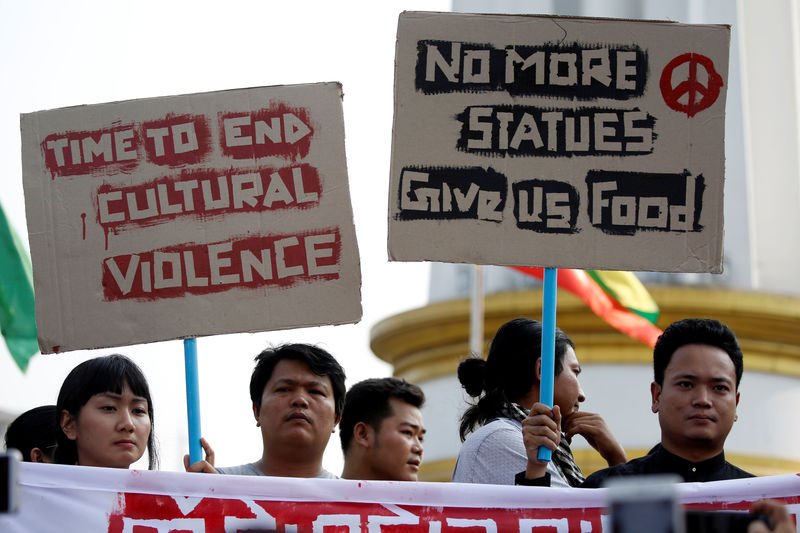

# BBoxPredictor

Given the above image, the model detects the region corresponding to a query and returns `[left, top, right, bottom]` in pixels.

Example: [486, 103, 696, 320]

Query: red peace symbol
[660, 53, 723, 117]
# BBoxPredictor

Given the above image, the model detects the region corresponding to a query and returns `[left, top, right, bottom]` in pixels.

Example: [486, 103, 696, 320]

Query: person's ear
[650, 382, 662, 413]
[61, 409, 77, 441]
[30, 447, 48, 463]
[353, 422, 373, 448]
[535, 357, 542, 381]
[252, 403, 260, 426]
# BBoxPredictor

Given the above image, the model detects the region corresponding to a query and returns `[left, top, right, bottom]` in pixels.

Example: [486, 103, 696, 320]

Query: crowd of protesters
[3, 317, 792, 530]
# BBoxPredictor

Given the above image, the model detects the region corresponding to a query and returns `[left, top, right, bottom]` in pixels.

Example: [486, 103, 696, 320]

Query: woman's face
[553, 346, 586, 418]
[61, 381, 151, 469]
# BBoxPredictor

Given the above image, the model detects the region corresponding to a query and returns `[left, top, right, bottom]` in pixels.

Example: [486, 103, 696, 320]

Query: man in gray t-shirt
[185, 343, 346, 479]
[215, 462, 338, 479]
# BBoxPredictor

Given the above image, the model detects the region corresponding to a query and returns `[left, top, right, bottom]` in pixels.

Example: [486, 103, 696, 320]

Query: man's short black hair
[339, 377, 425, 453]
[250, 343, 346, 417]
[653, 318, 744, 387]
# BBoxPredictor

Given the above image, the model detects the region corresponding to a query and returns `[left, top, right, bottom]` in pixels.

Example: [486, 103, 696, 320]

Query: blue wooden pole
[538, 267, 558, 462]
[184, 338, 202, 464]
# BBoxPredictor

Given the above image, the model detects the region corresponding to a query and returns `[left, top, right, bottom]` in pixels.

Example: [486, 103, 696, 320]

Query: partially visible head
[339, 378, 426, 481]
[55, 354, 157, 469]
[651, 318, 742, 459]
[653, 318, 743, 388]
[5, 405, 58, 463]
[457, 318, 576, 440]
[250, 344, 346, 417]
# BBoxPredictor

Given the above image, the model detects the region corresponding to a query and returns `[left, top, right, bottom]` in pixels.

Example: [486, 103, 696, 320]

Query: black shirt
[516, 443, 754, 488]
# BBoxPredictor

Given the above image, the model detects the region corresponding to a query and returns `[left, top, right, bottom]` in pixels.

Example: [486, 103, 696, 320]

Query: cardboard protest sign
[388, 12, 730, 272]
[21, 83, 361, 353]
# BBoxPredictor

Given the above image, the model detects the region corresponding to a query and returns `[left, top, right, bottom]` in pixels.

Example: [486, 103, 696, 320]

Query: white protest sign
[388, 12, 729, 272]
[21, 83, 361, 354]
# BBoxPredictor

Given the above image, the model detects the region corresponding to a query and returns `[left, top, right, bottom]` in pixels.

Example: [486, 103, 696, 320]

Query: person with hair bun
[56, 354, 158, 470]
[451, 317, 625, 486]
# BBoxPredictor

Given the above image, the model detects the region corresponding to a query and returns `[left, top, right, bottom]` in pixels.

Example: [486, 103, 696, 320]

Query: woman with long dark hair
[451, 318, 625, 486]
[56, 354, 158, 469]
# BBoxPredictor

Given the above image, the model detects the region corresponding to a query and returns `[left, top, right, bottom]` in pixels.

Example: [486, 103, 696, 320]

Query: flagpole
[184, 338, 202, 464]
[470, 265, 484, 358]
[538, 267, 558, 461]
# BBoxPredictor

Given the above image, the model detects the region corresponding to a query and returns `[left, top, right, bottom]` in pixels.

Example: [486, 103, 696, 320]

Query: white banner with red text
[2, 463, 800, 532]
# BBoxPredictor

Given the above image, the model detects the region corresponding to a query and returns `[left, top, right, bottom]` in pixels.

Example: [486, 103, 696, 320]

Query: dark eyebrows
[710, 376, 734, 385]
[399, 421, 426, 434]
[272, 377, 329, 390]
[96, 392, 148, 403]
[670, 373, 733, 385]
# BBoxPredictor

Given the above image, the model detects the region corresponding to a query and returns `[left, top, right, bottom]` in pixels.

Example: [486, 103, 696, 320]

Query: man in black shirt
[517, 318, 753, 487]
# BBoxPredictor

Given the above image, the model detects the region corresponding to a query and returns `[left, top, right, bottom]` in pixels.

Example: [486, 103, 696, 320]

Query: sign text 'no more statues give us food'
[388, 12, 729, 273]
[22, 83, 361, 353]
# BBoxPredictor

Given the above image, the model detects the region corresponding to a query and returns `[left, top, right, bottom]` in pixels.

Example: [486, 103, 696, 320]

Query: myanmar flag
[0, 201, 38, 371]
[509, 267, 662, 347]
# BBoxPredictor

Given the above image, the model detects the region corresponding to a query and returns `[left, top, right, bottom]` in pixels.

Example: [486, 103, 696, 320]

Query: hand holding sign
[522, 402, 562, 479]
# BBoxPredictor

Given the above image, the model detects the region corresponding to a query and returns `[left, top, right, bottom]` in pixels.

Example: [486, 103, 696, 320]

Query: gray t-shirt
[216, 462, 338, 479]
[451, 417, 569, 487]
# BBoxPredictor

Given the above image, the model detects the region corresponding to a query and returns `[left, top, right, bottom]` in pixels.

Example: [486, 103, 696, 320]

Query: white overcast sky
[0, 0, 450, 472]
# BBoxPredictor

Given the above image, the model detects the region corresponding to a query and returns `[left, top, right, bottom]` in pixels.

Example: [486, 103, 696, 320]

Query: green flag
[0, 201, 38, 372]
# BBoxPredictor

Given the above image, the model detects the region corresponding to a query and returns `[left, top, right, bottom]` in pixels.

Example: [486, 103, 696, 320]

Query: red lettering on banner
[95, 164, 321, 232]
[220, 103, 314, 161]
[110, 493, 262, 532]
[41, 124, 140, 178]
[101, 228, 341, 301]
[106, 493, 800, 533]
[108, 493, 608, 533]
[141, 114, 212, 166]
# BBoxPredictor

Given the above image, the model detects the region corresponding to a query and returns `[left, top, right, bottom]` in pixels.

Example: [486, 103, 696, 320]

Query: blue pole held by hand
[538, 267, 558, 462]
[184, 338, 203, 465]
